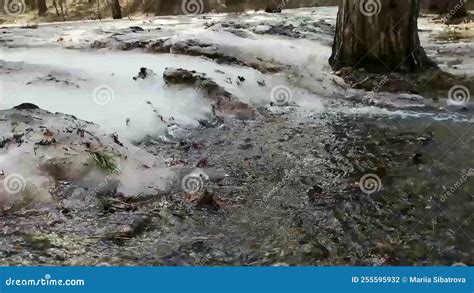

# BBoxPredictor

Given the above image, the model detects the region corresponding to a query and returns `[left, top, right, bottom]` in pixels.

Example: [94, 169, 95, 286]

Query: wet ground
[1, 107, 472, 266]
[0, 8, 473, 266]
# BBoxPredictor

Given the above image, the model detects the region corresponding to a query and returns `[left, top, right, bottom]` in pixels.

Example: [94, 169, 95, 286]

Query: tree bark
[59, 0, 66, 20]
[157, 0, 174, 15]
[265, 0, 283, 12]
[37, 0, 47, 15]
[26, 0, 37, 10]
[329, 0, 436, 73]
[96, 0, 102, 20]
[143, 0, 154, 13]
[112, 0, 123, 18]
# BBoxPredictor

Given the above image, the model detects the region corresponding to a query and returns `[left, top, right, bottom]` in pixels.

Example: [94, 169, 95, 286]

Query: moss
[23, 233, 52, 250]
[88, 150, 119, 174]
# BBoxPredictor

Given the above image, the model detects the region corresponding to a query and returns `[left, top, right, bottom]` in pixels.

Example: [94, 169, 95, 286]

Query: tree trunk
[37, 0, 47, 15]
[143, 0, 153, 13]
[96, 0, 102, 20]
[329, 0, 435, 73]
[59, 0, 66, 20]
[27, 0, 37, 10]
[157, 0, 174, 15]
[112, 0, 122, 18]
[52, 0, 60, 16]
[142, 0, 161, 13]
[265, 0, 283, 13]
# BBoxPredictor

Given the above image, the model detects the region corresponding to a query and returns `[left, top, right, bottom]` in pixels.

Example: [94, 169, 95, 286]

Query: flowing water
[0, 8, 472, 265]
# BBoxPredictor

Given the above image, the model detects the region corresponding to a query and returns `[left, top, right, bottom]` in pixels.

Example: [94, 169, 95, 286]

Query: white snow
[0, 107, 174, 208]
[0, 46, 328, 139]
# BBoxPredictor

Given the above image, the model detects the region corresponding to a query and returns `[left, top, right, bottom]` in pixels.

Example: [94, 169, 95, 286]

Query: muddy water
[328, 115, 473, 265]
[1, 105, 471, 266]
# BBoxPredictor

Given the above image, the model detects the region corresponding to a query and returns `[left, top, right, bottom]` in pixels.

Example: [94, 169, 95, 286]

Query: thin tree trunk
[59, 0, 66, 20]
[329, 0, 435, 73]
[53, 0, 60, 16]
[112, 0, 122, 18]
[37, 0, 47, 15]
[97, 0, 102, 20]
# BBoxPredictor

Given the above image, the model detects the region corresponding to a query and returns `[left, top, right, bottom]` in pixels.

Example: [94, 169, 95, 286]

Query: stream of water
[0, 7, 472, 266]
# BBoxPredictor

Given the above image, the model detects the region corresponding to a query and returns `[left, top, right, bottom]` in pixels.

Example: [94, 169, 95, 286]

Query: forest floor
[0, 7, 473, 265]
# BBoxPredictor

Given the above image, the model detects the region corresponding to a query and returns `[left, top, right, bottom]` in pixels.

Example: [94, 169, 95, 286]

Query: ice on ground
[0, 45, 327, 139]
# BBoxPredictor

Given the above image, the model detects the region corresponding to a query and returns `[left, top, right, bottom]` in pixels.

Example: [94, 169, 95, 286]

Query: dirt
[163, 67, 259, 120]
[89, 36, 286, 73]
[207, 18, 335, 45]
[334, 67, 474, 99]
